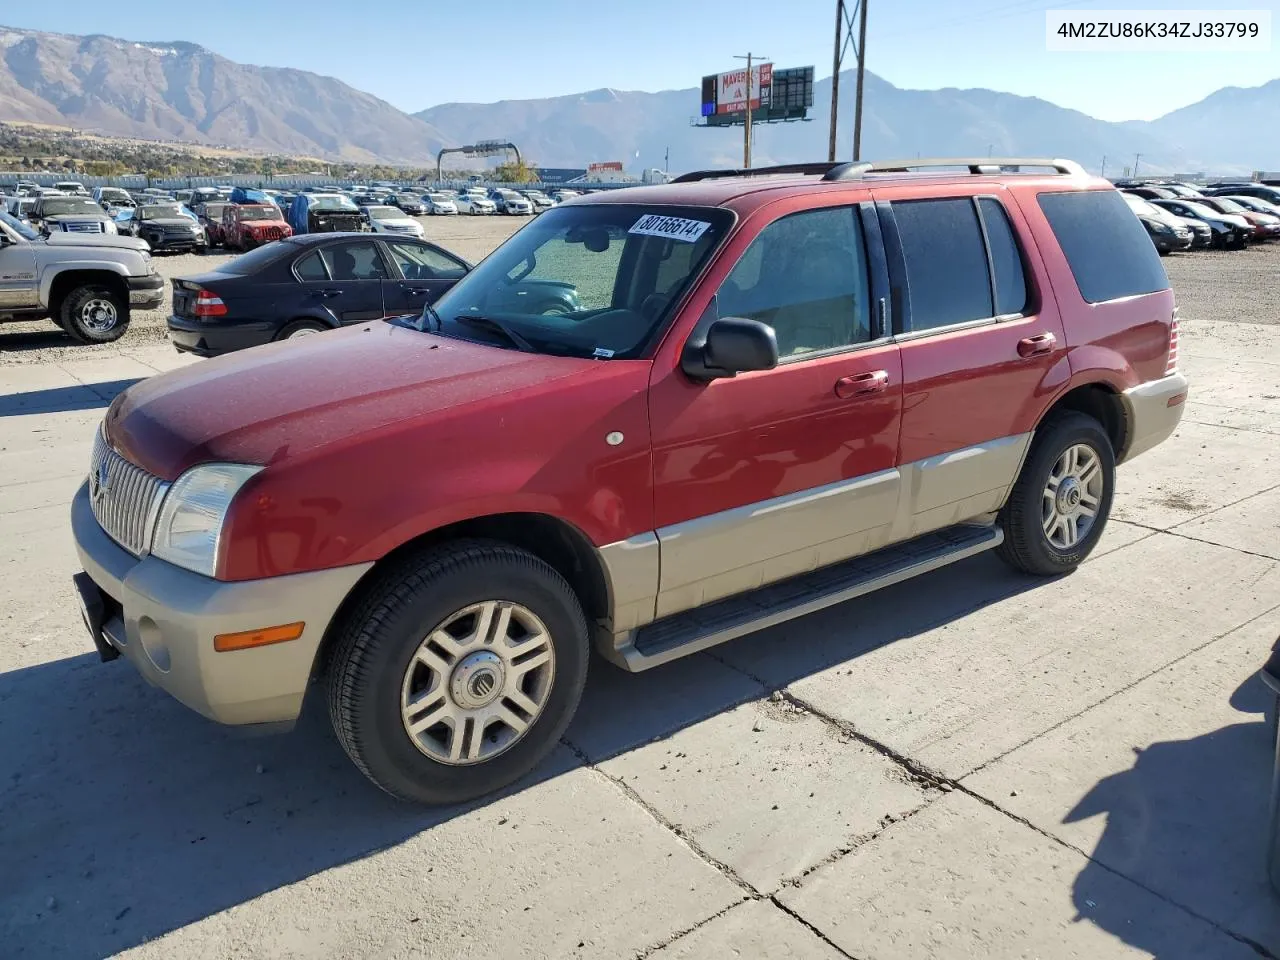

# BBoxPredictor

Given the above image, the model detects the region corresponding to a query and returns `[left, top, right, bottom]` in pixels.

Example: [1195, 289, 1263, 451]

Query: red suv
[221, 202, 293, 250]
[71, 157, 1188, 804]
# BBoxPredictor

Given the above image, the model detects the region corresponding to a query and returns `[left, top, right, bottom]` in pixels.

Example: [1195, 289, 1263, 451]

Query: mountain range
[2, 24, 1277, 176]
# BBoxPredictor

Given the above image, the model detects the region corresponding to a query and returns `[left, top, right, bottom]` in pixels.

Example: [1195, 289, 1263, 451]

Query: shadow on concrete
[0, 329, 72, 353]
[0, 380, 141, 418]
[1067, 674, 1280, 959]
[0, 553, 1040, 958]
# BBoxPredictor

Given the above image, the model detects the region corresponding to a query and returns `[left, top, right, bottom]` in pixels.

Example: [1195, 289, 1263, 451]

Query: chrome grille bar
[87, 427, 170, 557]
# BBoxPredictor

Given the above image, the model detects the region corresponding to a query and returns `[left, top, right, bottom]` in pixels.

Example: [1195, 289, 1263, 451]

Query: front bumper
[128, 274, 165, 309]
[1120, 371, 1189, 464]
[72, 482, 371, 726]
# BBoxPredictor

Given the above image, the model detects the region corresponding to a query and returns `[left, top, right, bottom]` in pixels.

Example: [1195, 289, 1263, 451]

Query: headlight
[151, 463, 263, 577]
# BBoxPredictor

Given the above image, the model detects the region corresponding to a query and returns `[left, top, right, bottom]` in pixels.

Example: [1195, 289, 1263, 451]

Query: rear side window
[977, 198, 1028, 316]
[294, 251, 329, 281]
[894, 198, 993, 331]
[1037, 190, 1169, 303]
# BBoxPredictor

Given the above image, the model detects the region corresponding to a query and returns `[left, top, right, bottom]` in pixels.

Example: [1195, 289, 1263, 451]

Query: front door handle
[1017, 333, 1056, 357]
[316, 288, 344, 299]
[835, 370, 889, 399]
[401, 286, 430, 296]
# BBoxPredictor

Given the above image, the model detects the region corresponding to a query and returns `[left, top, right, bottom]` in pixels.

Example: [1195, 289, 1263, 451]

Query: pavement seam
[629, 898, 753, 960]
[961, 598, 1280, 782]
[1182, 416, 1280, 438]
[767, 895, 864, 959]
[955, 784, 1280, 960]
[1167, 478, 1280, 532]
[1113, 519, 1280, 562]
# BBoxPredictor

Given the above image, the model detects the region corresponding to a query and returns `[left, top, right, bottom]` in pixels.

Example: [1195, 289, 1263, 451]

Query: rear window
[1037, 190, 1169, 303]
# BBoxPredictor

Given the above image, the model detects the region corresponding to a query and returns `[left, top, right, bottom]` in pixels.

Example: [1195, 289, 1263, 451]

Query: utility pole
[665, 146, 669, 174]
[734, 52, 766, 169]
[1133, 153, 1142, 178]
[1100, 155, 1107, 178]
[828, 0, 868, 162]
[852, 0, 868, 160]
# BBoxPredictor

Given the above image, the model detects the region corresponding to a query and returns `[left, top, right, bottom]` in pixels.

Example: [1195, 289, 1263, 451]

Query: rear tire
[996, 412, 1115, 577]
[59, 284, 129, 344]
[327, 539, 589, 804]
[276, 319, 328, 340]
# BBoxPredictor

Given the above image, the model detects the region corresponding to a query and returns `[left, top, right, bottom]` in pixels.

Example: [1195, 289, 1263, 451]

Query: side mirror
[682, 317, 778, 381]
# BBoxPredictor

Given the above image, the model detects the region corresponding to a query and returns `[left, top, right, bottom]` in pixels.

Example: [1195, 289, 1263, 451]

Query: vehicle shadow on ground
[1067, 675, 1280, 958]
[0, 553, 1040, 958]
[0, 329, 76, 353]
[0, 379, 141, 418]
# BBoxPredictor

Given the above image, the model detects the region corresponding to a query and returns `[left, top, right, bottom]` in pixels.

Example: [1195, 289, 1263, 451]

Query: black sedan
[390, 193, 428, 216]
[166, 233, 473, 356]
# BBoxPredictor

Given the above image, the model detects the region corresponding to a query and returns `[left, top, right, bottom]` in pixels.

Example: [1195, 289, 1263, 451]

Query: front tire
[327, 540, 589, 804]
[60, 284, 129, 344]
[996, 412, 1115, 576]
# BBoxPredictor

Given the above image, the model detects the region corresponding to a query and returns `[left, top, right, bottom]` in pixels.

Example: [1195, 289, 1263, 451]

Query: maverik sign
[712, 63, 772, 115]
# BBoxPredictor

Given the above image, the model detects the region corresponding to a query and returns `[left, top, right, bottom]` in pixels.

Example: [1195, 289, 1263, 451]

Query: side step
[619, 524, 1003, 671]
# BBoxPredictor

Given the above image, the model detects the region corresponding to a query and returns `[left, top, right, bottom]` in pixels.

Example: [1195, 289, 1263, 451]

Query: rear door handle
[317, 288, 343, 298]
[1017, 333, 1056, 357]
[401, 286, 430, 296]
[834, 370, 889, 399]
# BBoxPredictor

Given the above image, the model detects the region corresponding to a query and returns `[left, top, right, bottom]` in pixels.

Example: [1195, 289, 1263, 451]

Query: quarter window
[388, 241, 467, 281]
[1037, 190, 1169, 303]
[716, 207, 872, 358]
[294, 251, 329, 281]
[893, 198, 993, 331]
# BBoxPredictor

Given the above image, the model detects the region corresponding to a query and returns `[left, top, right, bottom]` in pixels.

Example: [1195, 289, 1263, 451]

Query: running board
[613, 525, 1003, 672]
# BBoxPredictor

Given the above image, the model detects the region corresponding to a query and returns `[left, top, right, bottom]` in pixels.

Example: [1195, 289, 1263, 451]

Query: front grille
[88, 428, 169, 557]
[256, 226, 286, 241]
[64, 221, 104, 233]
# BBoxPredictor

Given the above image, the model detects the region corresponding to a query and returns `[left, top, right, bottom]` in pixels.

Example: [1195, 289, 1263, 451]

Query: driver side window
[716, 207, 872, 358]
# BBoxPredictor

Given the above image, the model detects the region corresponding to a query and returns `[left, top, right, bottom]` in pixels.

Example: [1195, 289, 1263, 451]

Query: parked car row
[1114, 178, 1280, 254]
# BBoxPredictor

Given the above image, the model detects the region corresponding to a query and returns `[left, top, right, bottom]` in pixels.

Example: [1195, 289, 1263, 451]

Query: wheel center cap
[1057, 477, 1082, 513]
[450, 651, 505, 709]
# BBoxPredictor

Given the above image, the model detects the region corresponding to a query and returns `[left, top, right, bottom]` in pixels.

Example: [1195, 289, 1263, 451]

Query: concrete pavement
[1, 322, 1278, 959]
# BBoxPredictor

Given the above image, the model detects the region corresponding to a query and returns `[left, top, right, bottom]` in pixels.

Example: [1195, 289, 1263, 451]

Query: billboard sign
[700, 66, 813, 127]
[588, 161, 624, 173]
[708, 63, 772, 116]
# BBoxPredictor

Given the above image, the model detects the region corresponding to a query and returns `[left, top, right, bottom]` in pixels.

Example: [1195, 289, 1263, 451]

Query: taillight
[193, 289, 228, 317]
[1166, 311, 1179, 375]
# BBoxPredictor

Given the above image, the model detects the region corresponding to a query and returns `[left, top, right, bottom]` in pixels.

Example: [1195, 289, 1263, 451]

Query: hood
[139, 216, 196, 227]
[105, 322, 591, 480]
[43, 212, 111, 222]
[42, 233, 148, 252]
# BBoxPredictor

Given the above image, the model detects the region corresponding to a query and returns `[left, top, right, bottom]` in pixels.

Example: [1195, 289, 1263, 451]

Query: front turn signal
[214, 621, 305, 653]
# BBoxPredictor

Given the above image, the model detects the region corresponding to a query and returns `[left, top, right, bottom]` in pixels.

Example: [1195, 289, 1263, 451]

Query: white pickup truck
[0, 210, 163, 343]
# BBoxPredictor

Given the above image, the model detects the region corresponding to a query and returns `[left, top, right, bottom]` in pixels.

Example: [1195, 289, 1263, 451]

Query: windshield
[41, 198, 101, 216]
[368, 206, 402, 219]
[100, 189, 130, 202]
[0, 211, 39, 240]
[429, 194, 450, 202]
[396, 195, 420, 203]
[422, 204, 733, 359]
[238, 206, 278, 220]
[140, 204, 182, 220]
[311, 196, 359, 212]
[1209, 197, 1247, 213]
[1181, 202, 1223, 220]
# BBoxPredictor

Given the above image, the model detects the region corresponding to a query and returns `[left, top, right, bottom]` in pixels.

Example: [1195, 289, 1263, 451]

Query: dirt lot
[0, 214, 527, 366]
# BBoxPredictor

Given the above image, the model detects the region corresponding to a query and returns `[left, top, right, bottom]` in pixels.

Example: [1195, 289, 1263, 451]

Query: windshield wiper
[453, 314, 536, 353]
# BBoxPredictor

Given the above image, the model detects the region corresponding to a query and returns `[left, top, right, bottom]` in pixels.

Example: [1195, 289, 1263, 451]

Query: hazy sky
[4, 0, 1278, 120]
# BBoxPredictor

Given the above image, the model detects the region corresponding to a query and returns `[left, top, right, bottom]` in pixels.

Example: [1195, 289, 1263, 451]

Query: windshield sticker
[592, 347, 615, 358]
[628, 214, 711, 243]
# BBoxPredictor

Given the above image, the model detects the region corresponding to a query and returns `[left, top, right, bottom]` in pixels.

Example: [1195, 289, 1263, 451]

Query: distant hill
[0, 24, 1272, 174]
[1141, 79, 1280, 174]
[417, 71, 1231, 176]
[0, 26, 447, 163]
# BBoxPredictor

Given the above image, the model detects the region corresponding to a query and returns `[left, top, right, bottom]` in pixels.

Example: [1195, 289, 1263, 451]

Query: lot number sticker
[629, 214, 711, 243]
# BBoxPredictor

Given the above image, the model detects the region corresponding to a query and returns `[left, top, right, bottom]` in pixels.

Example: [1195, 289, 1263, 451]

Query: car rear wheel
[996, 412, 1115, 577]
[277, 320, 328, 340]
[326, 539, 589, 804]
[60, 284, 129, 344]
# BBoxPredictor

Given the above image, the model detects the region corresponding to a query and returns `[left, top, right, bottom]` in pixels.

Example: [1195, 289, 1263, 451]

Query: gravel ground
[0, 214, 527, 366]
[1, 217, 1275, 365]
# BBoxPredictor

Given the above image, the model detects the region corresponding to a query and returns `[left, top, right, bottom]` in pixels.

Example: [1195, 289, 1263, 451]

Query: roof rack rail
[822, 157, 1088, 181]
[670, 162, 843, 183]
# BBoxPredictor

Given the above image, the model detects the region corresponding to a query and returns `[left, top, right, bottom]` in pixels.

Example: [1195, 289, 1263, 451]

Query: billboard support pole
[829, 0, 843, 162]
[853, 0, 868, 161]
[734, 52, 766, 169]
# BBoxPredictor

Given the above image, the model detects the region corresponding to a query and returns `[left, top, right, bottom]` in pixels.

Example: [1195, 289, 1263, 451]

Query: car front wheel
[327, 540, 589, 804]
[996, 412, 1115, 576]
[60, 284, 129, 344]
